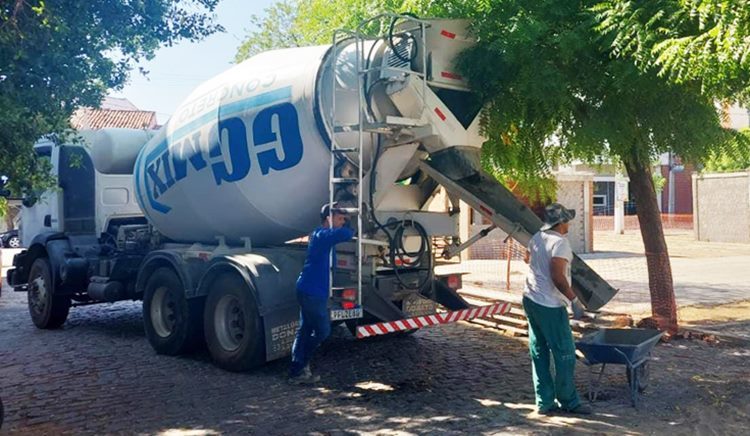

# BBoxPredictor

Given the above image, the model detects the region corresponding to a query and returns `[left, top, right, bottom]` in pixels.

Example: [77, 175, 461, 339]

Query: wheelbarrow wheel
[626, 361, 650, 393]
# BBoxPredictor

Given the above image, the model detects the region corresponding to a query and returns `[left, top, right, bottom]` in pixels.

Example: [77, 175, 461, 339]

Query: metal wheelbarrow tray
[575, 328, 664, 407]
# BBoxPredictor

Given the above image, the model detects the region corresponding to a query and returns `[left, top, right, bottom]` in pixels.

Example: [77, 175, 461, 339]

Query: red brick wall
[660, 163, 694, 214]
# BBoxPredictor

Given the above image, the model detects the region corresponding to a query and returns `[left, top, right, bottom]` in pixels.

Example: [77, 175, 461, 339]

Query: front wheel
[27, 257, 70, 329]
[204, 273, 265, 372]
[7, 236, 20, 248]
[142, 267, 203, 355]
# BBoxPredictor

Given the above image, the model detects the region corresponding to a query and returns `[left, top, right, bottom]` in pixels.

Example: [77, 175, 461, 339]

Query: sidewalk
[438, 229, 750, 316]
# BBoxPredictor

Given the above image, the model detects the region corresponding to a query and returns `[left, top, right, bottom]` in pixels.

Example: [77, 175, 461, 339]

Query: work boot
[288, 372, 319, 385]
[303, 365, 320, 382]
[537, 406, 560, 416]
[564, 404, 592, 415]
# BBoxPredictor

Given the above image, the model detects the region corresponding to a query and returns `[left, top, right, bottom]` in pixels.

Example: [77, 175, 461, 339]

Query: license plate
[330, 307, 363, 321]
[403, 295, 436, 317]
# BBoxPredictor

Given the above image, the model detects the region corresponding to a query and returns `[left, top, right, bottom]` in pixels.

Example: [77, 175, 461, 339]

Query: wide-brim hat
[540, 203, 576, 231]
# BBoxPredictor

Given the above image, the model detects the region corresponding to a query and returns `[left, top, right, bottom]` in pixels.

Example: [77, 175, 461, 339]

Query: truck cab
[21, 130, 152, 245]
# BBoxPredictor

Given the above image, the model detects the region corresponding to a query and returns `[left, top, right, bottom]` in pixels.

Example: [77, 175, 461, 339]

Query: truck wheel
[204, 273, 265, 372]
[27, 257, 71, 329]
[143, 267, 203, 355]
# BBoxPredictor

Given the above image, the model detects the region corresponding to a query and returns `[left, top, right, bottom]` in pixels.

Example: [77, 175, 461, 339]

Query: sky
[111, 0, 278, 124]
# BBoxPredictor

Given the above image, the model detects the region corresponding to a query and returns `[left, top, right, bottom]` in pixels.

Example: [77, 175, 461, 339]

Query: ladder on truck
[327, 14, 430, 323]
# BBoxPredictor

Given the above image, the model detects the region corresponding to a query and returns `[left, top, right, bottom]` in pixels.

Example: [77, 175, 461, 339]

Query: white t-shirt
[523, 230, 573, 308]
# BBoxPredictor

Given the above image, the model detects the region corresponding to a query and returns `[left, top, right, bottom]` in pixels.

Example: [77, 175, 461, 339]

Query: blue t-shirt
[296, 226, 355, 298]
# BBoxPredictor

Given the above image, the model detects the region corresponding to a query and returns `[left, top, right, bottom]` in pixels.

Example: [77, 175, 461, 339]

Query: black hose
[388, 14, 420, 64]
[368, 137, 431, 290]
[389, 219, 432, 291]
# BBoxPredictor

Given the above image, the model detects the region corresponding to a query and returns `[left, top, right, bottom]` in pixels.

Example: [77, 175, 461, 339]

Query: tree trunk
[622, 155, 678, 334]
[3, 205, 19, 230]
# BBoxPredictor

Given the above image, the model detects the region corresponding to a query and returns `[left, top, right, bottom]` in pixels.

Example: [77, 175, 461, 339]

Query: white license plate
[403, 295, 436, 317]
[330, 307, 363, 321]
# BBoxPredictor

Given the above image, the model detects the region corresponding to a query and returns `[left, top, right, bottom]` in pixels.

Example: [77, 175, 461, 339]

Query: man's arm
[550, 257, 576, 301]
[315, 227, 355, 248]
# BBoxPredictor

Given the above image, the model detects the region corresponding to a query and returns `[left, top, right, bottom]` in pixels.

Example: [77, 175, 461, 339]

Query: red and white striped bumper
[356, 302, 511, 339]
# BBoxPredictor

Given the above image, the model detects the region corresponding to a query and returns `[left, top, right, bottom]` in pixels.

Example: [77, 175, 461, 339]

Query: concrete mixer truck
[6, 15, 617, 371]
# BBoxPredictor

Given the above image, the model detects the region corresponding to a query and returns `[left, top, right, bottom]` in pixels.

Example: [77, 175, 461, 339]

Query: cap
[320, 202, 349, 220]
[540, 203, 576, 231]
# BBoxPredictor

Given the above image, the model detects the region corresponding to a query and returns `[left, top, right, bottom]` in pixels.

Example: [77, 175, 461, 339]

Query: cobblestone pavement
[1, 283, 749, 435]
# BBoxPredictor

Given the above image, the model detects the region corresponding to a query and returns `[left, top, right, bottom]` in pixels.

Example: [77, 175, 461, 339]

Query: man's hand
[571, 297, 585, 320]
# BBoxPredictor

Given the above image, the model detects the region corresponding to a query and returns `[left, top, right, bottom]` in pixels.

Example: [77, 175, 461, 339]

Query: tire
[27, 257, 70, 329]
[7, 236, 20, 248]
[203, 273, 265, 372]
[142, 267, 203, 355]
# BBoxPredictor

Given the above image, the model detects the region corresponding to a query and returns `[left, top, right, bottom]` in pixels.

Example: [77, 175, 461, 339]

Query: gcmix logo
[135, 86, 304, 214]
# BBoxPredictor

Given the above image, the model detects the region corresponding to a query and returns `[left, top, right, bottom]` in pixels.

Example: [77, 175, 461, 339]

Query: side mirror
[44, 214, 51, 227]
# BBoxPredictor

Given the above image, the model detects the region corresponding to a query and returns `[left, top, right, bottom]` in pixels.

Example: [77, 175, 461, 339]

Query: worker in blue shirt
[288, 202, 354, 384]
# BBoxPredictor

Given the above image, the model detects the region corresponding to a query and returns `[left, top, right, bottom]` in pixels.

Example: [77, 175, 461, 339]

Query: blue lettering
[253, 103, 304, 175]
[146, 158, 169, 199]
[140, 88, 303, 215]
[210, 117, 251, 185]
[172, 132, 208, 181]
[161, 151, 175, 189]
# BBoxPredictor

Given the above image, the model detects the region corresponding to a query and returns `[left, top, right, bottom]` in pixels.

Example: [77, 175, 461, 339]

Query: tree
[594, 0, 750, 102]
[234, 0, 305, 62]
[238, 0, 745, 333]
[0, 0, 223, 197]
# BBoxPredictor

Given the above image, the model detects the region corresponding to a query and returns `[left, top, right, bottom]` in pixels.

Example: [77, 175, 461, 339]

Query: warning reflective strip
[434, 107, 447, 121]
[440, 29, 456, 39]
[440, 71, 463, 80]
[356, 302, 511, 339]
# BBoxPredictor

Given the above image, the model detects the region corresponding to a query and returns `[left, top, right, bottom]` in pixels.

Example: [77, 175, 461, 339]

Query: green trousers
[523, 296, 581, 411]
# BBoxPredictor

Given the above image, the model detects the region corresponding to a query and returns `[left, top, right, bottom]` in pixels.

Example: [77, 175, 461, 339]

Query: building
[70, 97, 158, 130]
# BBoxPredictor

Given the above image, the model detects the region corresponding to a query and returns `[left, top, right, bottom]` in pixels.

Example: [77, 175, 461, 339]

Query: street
[1, 280, 748, 435]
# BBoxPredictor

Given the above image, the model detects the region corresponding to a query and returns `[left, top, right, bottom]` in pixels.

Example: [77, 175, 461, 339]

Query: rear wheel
[143, 267, 203, 355]
[7, 236, 20, 248]
[27, 257, 70, 329]
[204, 273, 265, 372]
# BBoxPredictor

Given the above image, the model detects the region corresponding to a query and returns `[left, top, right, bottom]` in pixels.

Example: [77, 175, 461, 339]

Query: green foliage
[234, 0, 304, 61]
[703, 128, 750, 171]
[0, 0, 223, 197]
[652, 173, 666, 192]
[458, 0, 738, 179]
[595, 0, 750, 102]
[238, 0, 744, 200]
[234, 0, 479, 63]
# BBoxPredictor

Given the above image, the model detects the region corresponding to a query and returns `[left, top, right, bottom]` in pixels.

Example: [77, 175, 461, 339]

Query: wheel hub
[215, 295, 245, 352]
[150, 286, 177, 338]
[29, 276, 47, 315]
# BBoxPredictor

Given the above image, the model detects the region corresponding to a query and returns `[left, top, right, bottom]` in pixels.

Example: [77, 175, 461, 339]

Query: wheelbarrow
[575, 328, 663, 408]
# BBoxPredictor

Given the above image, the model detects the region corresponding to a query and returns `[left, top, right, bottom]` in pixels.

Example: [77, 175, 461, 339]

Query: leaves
[596, 0, 750, 102]
[0, 1, 223, 197]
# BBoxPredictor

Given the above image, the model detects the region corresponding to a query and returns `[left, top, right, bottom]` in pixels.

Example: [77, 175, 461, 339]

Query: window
[593, 195, 607, 207]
